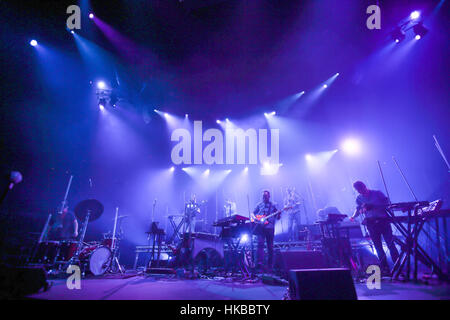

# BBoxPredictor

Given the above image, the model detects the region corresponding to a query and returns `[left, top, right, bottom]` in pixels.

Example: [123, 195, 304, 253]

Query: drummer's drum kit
[30, 199, 126, 276]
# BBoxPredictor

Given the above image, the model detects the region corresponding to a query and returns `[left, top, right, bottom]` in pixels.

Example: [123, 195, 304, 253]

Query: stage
[29, 274, 450, 300]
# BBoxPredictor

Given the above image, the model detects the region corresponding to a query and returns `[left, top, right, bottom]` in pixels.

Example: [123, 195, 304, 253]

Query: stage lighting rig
[391, 10, 428, 43]
[391, 27, 405, 43]
[413, 23, 428, 40]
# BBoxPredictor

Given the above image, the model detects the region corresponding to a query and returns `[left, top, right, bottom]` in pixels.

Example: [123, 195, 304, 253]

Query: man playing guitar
[252, 190, 280, 273]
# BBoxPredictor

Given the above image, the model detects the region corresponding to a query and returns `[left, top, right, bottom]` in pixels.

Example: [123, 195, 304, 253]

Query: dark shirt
[49, 211, 77, 240]
[253, 201, 278, 228]
[355, 190, 389, 220]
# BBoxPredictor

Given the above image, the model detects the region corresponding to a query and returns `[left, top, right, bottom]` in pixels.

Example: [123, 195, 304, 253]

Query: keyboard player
[349, 181, 399, 275]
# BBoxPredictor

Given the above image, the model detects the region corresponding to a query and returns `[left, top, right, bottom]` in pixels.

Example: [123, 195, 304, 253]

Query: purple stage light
[240, 234, 249, 243]
[410, 11, 420, 20]
[216, 120, 221, 124]
[97, 81, 106, 89]
[170, 166, 175, 172]
[341, 138, 361, 156]
[305, 154, 312, 161]
[99, 104, 105, 111]
[323, 84, 328, 88]
[30, 40, 38, 47]
[415, 35, 421, 40]
[89, 13, 94, 19]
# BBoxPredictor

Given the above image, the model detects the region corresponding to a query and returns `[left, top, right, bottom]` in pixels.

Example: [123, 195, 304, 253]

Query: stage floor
[29, 274, 450, 300]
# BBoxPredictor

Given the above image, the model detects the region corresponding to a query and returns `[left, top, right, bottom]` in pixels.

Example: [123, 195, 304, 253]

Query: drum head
[89, 246, 111, 276]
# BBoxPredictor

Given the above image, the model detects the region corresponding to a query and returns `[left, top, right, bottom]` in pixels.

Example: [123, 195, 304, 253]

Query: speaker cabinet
[275, 250, 327, 279]
[289, 268, 357, 300]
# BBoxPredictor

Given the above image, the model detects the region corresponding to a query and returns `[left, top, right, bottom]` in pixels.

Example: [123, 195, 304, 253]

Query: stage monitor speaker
[289, 268, 357, 300]
[275, 250, 327, 279]
[0, 265, 49, 298]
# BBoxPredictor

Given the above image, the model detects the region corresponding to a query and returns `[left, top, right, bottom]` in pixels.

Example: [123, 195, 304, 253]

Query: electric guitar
[252, 206, 292, 225]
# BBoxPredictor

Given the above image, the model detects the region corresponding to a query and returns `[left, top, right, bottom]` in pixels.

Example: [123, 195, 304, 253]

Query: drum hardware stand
[108, 207, 124, 274]
[31, 174, 73, 264]
[66, 210, 91, 271]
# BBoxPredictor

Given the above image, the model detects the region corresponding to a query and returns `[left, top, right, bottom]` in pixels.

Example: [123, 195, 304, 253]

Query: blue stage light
[30, 40, 38, 47]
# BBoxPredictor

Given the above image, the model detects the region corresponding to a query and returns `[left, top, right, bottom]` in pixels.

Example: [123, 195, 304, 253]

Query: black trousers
[366, 219, 400, 271]
[257, 227, 275, 268]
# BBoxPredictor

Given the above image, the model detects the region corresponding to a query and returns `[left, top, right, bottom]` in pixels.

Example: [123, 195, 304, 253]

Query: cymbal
[74, 199, 104, 222]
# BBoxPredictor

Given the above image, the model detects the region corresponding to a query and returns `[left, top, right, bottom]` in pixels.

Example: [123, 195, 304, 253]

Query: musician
[349, 181, 399, 274]
[284, 187, 301, 241]
[224, 198, 237, 217]
[184, 194, 200, 234]
[48, 205, 79, 240]
[252, 190, 280, 272]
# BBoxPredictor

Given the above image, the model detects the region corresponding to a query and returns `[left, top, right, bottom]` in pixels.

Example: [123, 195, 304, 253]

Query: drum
[102, 238, 113, 248]
[32, 241, 59, 264]
[80, 245, 111, 276]
[88, 246, 112, 276]
[57, 241, 78, 262]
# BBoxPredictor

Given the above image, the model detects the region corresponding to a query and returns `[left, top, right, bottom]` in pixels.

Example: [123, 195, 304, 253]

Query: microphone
[9, 171, 22, 190]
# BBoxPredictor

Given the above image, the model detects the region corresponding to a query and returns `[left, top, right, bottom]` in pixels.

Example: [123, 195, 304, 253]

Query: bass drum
[86, 246, 111, 276]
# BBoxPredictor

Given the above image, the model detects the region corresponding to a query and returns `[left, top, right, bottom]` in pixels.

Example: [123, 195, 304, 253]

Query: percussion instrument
[31, 241, 59, 264]
[79, 244, 111, 276]
[57, 240, 78, 262]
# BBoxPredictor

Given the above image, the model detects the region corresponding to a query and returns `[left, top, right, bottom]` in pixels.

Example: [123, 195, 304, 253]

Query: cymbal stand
[109, 207, 124, 273]
[67, 210, 91, 268]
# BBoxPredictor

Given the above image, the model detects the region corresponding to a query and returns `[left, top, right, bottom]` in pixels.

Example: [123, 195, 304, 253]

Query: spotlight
[413, 23, 428, 40]
[185, 114, 188, 118]
[70, 30, 75, 34]
[244, 167, 249, 172]
[89, 13, 94, 19]
[305, 154, 312, 161]
[29, 40, 38, 47]
[154, 109, 158, 112]
[341, 138, 361, 156]
[240, 234, 249, 243]
[98, 98, 106, 110]
[265, 111, 276, 117]
[164, 112, 169, 118]
[391, 27, 405, 43]
[216, 120, 221, 124]
[97, 81, 106, 89]
[170, 166, 175, 172]
[225, 118, 230, 122]
[410, 11, 420, 20]
[323, 84, 328, 88]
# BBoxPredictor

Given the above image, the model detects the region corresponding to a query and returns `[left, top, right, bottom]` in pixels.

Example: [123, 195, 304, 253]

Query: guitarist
[349, 181, 399, 275]
[252, 190, 280, 273]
